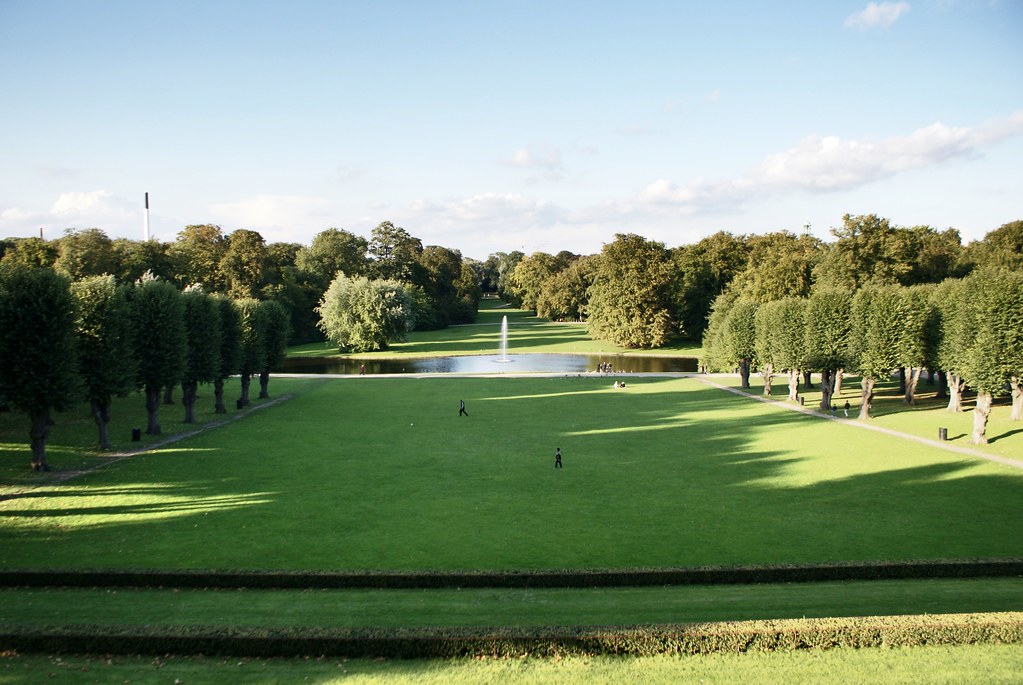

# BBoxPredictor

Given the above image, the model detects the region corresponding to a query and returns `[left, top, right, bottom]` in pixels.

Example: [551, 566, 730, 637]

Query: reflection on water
[275, 354, 697, 375]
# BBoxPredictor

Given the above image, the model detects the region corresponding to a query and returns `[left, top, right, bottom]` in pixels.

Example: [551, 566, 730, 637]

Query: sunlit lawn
[3, 376, 1021, 572]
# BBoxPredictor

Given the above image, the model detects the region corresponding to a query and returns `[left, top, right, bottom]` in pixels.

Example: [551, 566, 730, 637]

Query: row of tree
[0, 265, 291, 471]
[701, 269, 1023, 445]
[491, 216, 1022, 349]
[0, 221, 483, 343]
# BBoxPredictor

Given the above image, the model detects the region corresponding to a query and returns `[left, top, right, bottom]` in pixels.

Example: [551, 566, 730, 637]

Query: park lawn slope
[2, 376, 1020, 571]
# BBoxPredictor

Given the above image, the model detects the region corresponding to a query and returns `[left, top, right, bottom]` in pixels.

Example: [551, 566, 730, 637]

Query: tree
[316, 274, 414, 353]
[0, 237, 59, 269]
[587, 234, 674, 348]
[212, 295, 242, 414]
[932, 278, 973, 413]
[0, 265, 80, 470]
[728, 231, 822, 303]
[180, 288, 222, 423]
[71, 275, 136, 449]
[54, 228, 117, 280]
[849, 285, 903, 419]
[417, 245, 468, 327]
[723, 299, 759, 389]
[221, 229, 270, 298]
[170, 224, 227, 291]
[962, 269, 1023, 441]
[295, 228, 369, 287]
[766, 297, 808, 402]
[896, 285, 939, 406]
[669, 232, 750, 339]
[813, 214, 917, 289]
[112, 238, 175, 284]
[537, 255, 597, 321]
[131, 277, 186, 435]
[258, 299, 292, 399]
[236, 298, 269, 407]
[962, 220, 1023, 272]
[509, 252, 562, 313]
[367, 221, 423, 283]
[804, 287, 853, 411]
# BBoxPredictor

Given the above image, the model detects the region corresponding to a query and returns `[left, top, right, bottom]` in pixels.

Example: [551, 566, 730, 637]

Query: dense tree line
[0, 264, 290, 470]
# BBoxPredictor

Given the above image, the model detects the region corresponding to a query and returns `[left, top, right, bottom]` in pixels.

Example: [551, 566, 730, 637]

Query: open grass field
[2, 304, 1022, 682]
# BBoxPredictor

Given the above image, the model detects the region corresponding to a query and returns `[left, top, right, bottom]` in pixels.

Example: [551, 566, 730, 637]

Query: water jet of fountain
[497, 315, 511, 362]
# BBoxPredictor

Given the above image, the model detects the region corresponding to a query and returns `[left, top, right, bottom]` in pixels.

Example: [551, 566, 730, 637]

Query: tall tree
[236, 298, 269, 407]
[813, 214, 916, 288]
[932, 278, 973, 413]
[897, 285, 939, 405]
[0, 266, 80, 470]
[962, 220, 1023, 272]
[71, 275, 136, 449]
[768, 297, 808, 402]
[367, 221, 423, 283]
[131, 277, 186, 435]
[54, 228, 117, 280]
[729, 231, 822, 303]
[509, 252, 562, 313]
[170, 224, 227, 291]
[849, 285, 903, 419]
[723, 298, 759, 390]
[258, 299, 292, 399]
[180, 288, 222, 423]
[804, 287, 853, 411]
[295, 228, 369, 287]
[537, 255, 597, 321]
[112, 238, 175, 284]
[212, 295, 242, 414]
[221, 229, 270, 298]
[0, 237, 58, 269]
[587, 234, 674, 348]
[669, 232, 749, 339]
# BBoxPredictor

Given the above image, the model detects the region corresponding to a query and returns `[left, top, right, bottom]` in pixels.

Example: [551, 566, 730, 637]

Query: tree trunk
[859, 377, 875, 420]
[898, 367, 906, 395]
[29, 409, 51, 471]
[833, 368, 844, 397]
[946, 372, 964, 413]
[802, 370, 813, 389]
[1011, 376, 1022, 421]
[787, 369, 800, 402]
[819, 368, 833, 411]
[259, 369, 270, 399]
[935, 370, 948, 400]
[738, 358, 750, 389]
[181, 381, 198, 424]
[240, 374, 252, 407]
[761, 363, 773, 396]
[91, 398, 112, 450]
[214, 377, 227, 414]
[971, 390, 993, 445]
[145, 385, 162, 435]
[163, 385, 175, 405]
[904, 367, 922, 406]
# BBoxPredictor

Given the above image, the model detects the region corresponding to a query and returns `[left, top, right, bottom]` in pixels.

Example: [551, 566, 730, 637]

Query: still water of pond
[275, 354, 698, 375]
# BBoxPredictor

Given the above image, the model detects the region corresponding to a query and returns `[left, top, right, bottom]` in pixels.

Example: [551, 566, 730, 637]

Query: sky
[1, 1, 1021, 260]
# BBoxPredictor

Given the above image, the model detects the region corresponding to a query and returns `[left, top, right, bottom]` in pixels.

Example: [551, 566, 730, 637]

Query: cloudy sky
[1, 1, 1020, 259]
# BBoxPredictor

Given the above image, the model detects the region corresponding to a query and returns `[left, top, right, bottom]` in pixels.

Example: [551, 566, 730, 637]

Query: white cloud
[504, 146, 564, 180]
[209, 194, 330, 242]
[844, 2, 911, 29]
[629, 111, 1023, 213]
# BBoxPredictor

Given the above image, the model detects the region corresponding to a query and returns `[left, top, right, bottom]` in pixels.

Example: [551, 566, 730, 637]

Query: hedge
[2, 613, 1021, 658]
[1, 559, 1021, 590]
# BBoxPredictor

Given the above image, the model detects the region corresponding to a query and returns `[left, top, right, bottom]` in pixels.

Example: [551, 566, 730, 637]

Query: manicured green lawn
[3, 644, 1022, 684]
[3, 376, 1021, 571]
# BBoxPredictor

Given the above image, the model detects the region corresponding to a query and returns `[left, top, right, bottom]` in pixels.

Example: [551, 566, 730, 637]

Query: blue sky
[1, 1, 1020, 259]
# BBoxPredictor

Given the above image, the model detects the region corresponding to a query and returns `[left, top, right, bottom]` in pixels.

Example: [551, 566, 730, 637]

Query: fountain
[496, 315, 512, 362]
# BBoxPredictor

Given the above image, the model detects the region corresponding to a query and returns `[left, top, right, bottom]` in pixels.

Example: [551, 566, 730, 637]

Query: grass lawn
[3, 376, 1021, 571]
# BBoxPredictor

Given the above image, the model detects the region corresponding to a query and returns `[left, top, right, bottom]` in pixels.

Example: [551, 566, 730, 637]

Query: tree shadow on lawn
[1, 377, 1021, 570]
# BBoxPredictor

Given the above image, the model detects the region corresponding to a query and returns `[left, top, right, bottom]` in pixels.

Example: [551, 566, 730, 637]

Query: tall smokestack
[143, 192, 150, 241]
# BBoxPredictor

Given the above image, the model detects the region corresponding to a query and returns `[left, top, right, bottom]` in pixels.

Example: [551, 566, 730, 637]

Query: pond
[274, 353, 698, 375]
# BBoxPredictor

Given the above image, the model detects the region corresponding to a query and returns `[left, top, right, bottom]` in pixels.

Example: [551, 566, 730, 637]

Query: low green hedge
[2, 559, 1021, 590]
[2, 613, 1021, 658]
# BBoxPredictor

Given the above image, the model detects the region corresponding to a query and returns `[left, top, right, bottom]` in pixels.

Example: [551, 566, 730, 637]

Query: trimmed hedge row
[2, 559, 1021, 590]
[2, 613, 1021, 658]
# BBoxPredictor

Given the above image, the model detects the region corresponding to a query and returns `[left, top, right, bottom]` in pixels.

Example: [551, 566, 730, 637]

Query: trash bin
[939, 427, 947, 441]
[131, 428, 141, 442]
[798, 396, 805, 406]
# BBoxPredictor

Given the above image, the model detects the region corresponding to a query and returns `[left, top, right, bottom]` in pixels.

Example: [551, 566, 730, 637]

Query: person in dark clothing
[459, 400, 468, 416]
[555, 447, 562, 468]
